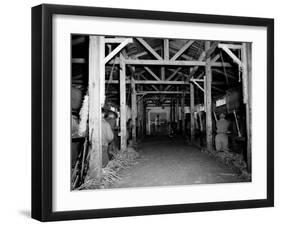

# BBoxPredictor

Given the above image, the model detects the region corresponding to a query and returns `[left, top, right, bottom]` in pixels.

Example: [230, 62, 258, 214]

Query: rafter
[104, 38, 133, 64]
[211, 54, 220, 62]
[188, 41, 220, 80]
[218, 45, 244, 68]
[170, 40, 194, 61]
[144, 67, 160, 81]
[136, 38, 163, 60]
[166, 67, 182, 81]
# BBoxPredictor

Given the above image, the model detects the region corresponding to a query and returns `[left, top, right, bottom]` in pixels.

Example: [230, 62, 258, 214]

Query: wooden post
[161, 39, 169, 90]
[176, 93, 180, 131]
[138, 97, 144, 138]
[205, 41, 213, 151]
[242, 43, 252, 172]
[190, 82, 195, 143]
[181, 91, 185, 135]
[87, 36, 104, 180]
[120, 53, 127, 151]
[131, 78, 137, 144]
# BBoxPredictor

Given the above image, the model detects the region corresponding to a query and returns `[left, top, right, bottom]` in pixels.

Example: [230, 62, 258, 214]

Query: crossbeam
[166, 67, 182, 81]
[188, 41, 220, 80]
[170, 40, 194, 61]
[144, 67, 160, 81]
[104, 38, 133, 64]
[105, 80, 224, 85]
[105, 38, 133, 43]
[192, 80, 205, 93]
[136, 38, 163, 60]
[219, 45, 244, 68]
[218, 43, 242, 49]
[137, 91, 187, 95]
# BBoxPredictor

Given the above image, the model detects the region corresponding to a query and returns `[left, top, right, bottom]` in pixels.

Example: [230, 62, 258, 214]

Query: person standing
[215, 112, 230, 152]
[101, 108, 114, 167]
[105, 110, 118, 159]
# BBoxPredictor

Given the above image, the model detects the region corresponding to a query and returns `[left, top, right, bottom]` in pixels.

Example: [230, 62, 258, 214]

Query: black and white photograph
[30, 3, 274, 222]
[71, 35, 252, 190]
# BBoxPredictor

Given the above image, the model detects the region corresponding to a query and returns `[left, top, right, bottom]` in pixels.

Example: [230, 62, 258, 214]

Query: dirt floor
[110, 136, 247, 189]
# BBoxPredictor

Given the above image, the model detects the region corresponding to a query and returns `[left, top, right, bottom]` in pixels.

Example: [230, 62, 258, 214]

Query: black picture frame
[32, 4, 274, 222]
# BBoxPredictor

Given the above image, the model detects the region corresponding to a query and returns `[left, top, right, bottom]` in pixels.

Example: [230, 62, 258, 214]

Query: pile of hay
[77, 147, 140, 190]
[202, 148, 251, 181]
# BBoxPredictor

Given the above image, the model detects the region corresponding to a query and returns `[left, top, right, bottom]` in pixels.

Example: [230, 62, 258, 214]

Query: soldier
[215, 112, 230, 152]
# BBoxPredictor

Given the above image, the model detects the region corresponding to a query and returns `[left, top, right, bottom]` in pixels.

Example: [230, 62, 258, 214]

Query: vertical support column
[176, 90, 180, 131]
[161, 39, 169, 90]
[190, 83, 195, 143]
[181, 91, 185, 135]
[205, 41, 213, 151]
[242, 43, 252, 172]
[131, 78, 137, 145]
[120, 53, 127, 152]
[88, 36, 104, 180]
[138, 97, 144, 138]
[170, 98, 174, 134]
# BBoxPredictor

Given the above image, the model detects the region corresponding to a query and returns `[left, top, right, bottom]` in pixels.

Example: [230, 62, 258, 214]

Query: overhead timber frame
[86, 36, 251, 180]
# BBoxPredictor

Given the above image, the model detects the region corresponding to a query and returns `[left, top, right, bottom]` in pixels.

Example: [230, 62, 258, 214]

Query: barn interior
[71, 35, 252, 189]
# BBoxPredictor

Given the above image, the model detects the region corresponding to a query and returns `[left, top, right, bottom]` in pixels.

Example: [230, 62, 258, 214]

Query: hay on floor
[77, 147, 140, 190]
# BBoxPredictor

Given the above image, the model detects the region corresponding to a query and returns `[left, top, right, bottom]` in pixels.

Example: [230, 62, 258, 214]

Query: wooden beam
[188, 41, 220, 80]
[164, 39, 170, 60]
[205, 41, 213, 151]
[125, 59, 205, 66]
[131, 78, 137, 144]
[105, 79, 224, 85]
[87, 36, 103, 181]
[131, 46, 162, 59]
[176, 93, 180, 130]
[119, 53, 127, 152]
[144, 67, 160, 81]
[181, 91, 186, 135]
[211, 54, 220, 62]
[170, 47, 193, 60]
[151, 85, 159, 91]
[161, 39, 167, 85]
[136, 38, 163, 60]
[218, 43, 242, 49]
[192, 80, 205, 93]
[219, 45, 243, 68]
[105, 38, 133, 43]
[104, 38, 132, 64]
[190, 83, 195, 143]
[137, 80, 190, 85]
[171, 40, 194, 61]
[242, 43, 252, 172]
[137, 91, 186, 94]
[107, 59, 232, 67]
[203, 41, 219, 60]
[167, 67, 182, 81]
